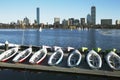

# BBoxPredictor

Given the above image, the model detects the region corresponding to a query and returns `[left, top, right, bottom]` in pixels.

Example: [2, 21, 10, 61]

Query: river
[0, 29, 120, 80]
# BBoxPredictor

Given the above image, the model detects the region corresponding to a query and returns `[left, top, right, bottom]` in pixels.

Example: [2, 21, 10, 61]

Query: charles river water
[0, 29, 120, 80]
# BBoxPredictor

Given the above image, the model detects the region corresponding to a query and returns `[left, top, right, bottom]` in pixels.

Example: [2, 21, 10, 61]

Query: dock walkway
[0, 50, 120, 78]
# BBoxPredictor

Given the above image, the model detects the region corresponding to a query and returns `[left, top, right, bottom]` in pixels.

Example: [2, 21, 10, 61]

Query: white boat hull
[0, 47, 18, 62]
[13, 48, 32, 63]
[86, 50, 102, 69]
[67, 50, 82, 67]
[106, 51, 120, 70]
[48, 48, 64, 66]
[29, 48, 47, 64]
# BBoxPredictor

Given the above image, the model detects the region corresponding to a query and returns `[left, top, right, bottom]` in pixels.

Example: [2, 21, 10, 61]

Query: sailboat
[39, 27, 42, 32]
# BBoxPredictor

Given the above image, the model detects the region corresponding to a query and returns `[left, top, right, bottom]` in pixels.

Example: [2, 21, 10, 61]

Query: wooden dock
[0, 62, 120, 78]
[0, 47, 120, 78]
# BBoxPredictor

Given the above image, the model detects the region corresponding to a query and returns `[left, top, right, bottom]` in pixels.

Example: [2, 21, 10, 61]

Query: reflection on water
[87, 29, 96, 49]
[0, 69, 112, 80]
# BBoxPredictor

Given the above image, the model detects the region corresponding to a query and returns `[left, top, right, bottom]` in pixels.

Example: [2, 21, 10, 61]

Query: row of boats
[0, 46, 120, 70]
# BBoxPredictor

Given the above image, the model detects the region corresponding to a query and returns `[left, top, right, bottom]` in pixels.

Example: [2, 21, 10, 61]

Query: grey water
[0, 29, 120, 80]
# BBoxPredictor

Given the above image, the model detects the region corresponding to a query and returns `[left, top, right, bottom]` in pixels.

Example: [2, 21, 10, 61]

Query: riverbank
[0, 24, 120, 29]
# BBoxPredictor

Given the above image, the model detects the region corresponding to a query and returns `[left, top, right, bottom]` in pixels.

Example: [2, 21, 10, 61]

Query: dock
[0, 52, 120, 78]
[0, 45, 120, 78]
[0, 62, 120, 78]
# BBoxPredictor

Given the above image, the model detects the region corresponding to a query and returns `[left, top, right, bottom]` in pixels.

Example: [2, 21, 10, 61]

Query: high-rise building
[91, 6, 96, 25]
[54, 17, 60, 28]
[74, 19, 80, 26]
[62, 19, 68, 26]
[36, 7, 40, 25]
[80, 18, 85, 25]
[87, 14, 91, 25]
[23, 17, 30, 26]
[68, 18, 74, 26]
[54, 17, 60, 24]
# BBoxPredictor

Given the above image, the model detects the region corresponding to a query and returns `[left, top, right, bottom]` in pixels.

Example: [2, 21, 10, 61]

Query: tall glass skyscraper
[36, 7, 40, 25]
[91, 6, 96, 25]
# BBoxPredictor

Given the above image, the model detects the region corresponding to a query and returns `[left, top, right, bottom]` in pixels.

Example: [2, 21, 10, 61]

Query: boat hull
[67, 50, 82, 67]
[29, 48, 47, 64]
[106, 51, 120, 70]
[0, 47, 18, 62]
[13, 48, 32, 63]
[48, 48, 64, 66]
[86, 50, 102, 69]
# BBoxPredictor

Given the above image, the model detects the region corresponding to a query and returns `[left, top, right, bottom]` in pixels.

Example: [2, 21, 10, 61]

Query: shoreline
[0, 24, 120, 29]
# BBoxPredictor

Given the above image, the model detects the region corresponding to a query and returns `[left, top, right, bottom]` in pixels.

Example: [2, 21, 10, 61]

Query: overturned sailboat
[0, 47, 18, 62]
[13, 47, 32, 63]
[48, 48, 64, 66]
[29, 48, 47, 64]
[67, 50, 82, 67]
[86, 50, 102, 69]
[106, 51, 120, 70]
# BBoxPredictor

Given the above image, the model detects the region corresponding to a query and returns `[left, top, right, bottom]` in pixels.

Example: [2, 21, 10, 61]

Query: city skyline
[0, 0, 120, 24]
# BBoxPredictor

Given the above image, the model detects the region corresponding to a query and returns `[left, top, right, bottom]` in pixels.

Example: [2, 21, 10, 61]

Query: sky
[0, 0, 120, 24]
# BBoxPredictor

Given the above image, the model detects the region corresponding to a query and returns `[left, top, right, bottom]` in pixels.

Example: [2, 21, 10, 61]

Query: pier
[0, 46, 120, 78]
[0, 44, 120, 78]
[0, 62, 120, 78]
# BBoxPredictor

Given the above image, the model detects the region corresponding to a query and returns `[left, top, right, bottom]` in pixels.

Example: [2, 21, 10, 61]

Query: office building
[116, 20, 120, 25]
[101, 19, 112, 25]
[81, 18, 85, 25]
[23, 17, 30, 26]
[36, 7, 40, 25]
[54, 17, 60, 28]
[74, 19, 80, 26]
[54, 17, 60, 24]
[87, 14, 91, 25]
[62, 19, 68, 26]
[91, 6, 96, 25]
[68, 18, 74, 26]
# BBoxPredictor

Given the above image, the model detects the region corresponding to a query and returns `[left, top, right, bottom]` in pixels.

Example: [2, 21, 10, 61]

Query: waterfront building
[74, 19, 80, 26]
[62, 19, 68, 26]
[80, 18, 85, 26]
[68, 18, 74, 26]
[91, 6, 96, 25]
[23, 17, 30, 26]
[101, 19, 112, 25]
[17, 20, 22, 25]
[36, 7, 40, 25]
[54, 17, 60, 28]
[54, 17, 60, 24]
[87, 14, 91, 25]
[116, 20, 120, 25]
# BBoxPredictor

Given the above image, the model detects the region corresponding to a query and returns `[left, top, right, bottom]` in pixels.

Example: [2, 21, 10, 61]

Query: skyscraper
[87, 14, 91, 25]
[91, 6, 96, 25]
[36, 7, 40, 25]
